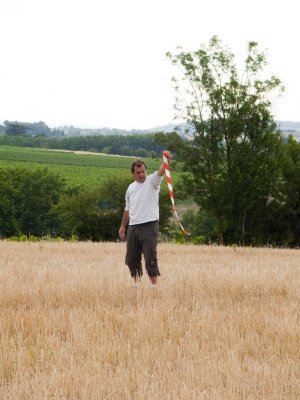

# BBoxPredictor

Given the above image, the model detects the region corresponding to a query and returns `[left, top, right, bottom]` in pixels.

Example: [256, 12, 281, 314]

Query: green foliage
[149, 150, 158, 158]
[160, 36, 284, 246]
[3, 121, 28, 136]
[251, 135, 300, 247]
[192, 236, 205, 245]
[181, 208, 218, 244]
[6, 234, 40, 242]
[52, 186, 101, 240]
[19, 235, 28, 242]
[0, 132, 164, 156]
[29, 235, 39, 242]
[158, 190, 175, 236]
[0, 167, 65, 238]
[135, 148, 149, 158]
[6, 236, 21, 241]
[0, 145, 165, 190]
[2, 120, 63, 137]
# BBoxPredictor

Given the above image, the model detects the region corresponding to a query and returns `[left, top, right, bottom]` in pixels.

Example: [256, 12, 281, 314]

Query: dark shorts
[125, 221, 160, 278]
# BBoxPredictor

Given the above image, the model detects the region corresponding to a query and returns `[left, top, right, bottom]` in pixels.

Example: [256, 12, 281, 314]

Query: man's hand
[119, 226, 126, 241]
[158, 151, 172, 176]
[162, 150, 172, 161]
[119, 211, 129, 240]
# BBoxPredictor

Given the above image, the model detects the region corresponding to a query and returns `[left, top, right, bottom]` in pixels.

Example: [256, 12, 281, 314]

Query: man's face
[133, 165, 147, 183]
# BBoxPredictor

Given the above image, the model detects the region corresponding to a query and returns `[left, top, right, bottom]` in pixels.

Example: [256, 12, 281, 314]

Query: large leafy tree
[157, 36, 284, 245]
[281, 136, 300, 246]
[3, 121, 52, 136]
[0, 168, 65, 237]
[52, 186, 119, 241]
[252, 136, 300, 247]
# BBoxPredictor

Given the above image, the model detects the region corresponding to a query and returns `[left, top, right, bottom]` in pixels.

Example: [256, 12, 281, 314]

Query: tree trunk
[218, 231, 224, 246]
[242, 209, 247, 246]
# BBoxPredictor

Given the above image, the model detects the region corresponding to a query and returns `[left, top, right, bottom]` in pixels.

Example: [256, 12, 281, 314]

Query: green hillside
[0, 146, 172, 189]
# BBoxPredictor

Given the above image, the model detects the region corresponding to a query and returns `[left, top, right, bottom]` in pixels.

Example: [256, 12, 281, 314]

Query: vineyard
[0, 146, 167, 189]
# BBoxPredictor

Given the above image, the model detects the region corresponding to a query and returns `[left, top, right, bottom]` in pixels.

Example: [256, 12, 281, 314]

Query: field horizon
[0, 241, 299, 399]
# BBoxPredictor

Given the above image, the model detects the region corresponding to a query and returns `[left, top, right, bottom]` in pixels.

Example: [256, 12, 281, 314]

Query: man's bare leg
[149, 276, 157, 285]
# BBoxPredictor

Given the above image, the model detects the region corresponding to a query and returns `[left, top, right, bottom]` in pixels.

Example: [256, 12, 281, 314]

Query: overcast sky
[0, 0, 299, 129]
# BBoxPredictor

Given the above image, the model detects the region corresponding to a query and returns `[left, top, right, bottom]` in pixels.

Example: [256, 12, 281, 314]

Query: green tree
[282, 136, 300, 246]
[181, 208, 217, 244]
[0, 168, 65, 237]
[135, 148, 149, 158]
[53, 186, 111, 240]
[157, 36, 284, 245]
[252, 136, 300, 247]
[120, 146, 133, 156]
[4, 121, 28, 136]
[0, 171, 20, 236]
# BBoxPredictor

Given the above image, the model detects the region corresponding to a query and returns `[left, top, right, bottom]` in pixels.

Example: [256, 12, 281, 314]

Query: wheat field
[0, 241, 299, 400]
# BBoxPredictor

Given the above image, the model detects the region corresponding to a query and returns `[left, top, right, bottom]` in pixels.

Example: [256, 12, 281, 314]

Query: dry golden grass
[0, 241, 299, 399]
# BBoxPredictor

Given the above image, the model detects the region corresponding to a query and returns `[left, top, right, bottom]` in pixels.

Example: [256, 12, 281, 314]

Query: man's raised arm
[157, 151, 172, 176]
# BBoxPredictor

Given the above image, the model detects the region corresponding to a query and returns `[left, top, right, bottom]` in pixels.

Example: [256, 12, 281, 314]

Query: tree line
[0, 121, 64, 137]
[0, 132, 298, 246]
[0, 132, 165, 158]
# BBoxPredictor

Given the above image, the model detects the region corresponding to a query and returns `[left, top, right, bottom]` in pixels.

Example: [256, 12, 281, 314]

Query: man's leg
[141, 222, 160, 285]
[149, 275, 157, 285]
[125, 225, 143, 282]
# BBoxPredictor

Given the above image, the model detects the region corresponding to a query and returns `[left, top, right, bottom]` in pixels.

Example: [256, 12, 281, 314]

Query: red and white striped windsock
[162, 151, 190, 236]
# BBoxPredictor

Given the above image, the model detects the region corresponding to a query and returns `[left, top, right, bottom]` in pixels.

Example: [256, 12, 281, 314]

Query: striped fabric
[162, 151, 190, 236]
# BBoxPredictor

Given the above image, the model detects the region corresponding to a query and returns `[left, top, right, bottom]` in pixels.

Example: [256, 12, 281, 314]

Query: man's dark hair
[131, 160, 147, 173]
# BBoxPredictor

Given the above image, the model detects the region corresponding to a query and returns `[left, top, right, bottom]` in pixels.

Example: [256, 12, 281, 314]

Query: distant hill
[60, 120, 300, 137]
[1, 120, 300, 141]
[276, 121, 300, 131]
[275, 121, 300, 141]
[58, 123, 179, 136]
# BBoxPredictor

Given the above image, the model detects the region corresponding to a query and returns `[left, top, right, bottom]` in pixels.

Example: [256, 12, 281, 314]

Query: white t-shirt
[125, 172, 163, 225]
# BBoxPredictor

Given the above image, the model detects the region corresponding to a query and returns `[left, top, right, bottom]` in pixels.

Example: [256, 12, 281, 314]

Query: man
[119, 151, 171, 286]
